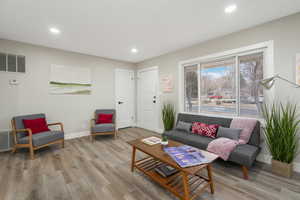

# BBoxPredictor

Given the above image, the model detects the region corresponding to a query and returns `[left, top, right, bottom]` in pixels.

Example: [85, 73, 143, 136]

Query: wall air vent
[17, 55, 26, 72]
[0, 53, 6, 71]
[0, 52, 25, 73]
[7, 54, 17, 72]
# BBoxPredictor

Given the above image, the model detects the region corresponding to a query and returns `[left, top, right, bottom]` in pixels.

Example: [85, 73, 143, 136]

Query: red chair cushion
[23, 118, 50, 134]
[192, 122, 219, 138]
[96, 113, 113, 124]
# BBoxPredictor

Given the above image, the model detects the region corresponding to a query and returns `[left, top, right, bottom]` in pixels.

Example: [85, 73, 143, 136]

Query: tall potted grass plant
[261, 102, 299, 178]
[161, 102, 176, 145]
[162, 103, 176, 132]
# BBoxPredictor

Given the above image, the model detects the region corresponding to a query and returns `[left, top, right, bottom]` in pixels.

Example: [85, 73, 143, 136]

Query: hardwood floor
[0, 128, 299, 200]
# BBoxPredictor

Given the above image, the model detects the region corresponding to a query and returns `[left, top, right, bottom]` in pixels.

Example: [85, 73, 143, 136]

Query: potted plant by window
[161, 103, 176, 145]
[261, 102, 299, 178]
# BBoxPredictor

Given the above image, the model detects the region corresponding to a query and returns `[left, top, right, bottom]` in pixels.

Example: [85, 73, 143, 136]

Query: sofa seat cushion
[18, 131, 64, 147]
[92, 123, 115, 133]
[184, 134, 214, 150]
[164, 130, 213, 149]
[228, 144, 260, 167]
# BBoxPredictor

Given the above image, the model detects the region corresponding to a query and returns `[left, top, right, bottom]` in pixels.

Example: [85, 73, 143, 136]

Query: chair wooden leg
[114, 130, 117, 139]
[242, 165, 249, 180]
[30, 146, 35, 160]
[11, 146, 17, 153]
[91, 134, 95, 142]
[62, 140, 65, 148]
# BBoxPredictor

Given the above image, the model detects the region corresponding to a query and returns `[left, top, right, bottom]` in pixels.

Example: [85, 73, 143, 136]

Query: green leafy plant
[162, 135, 168, 142]
[261, 102, 299, 163]
[162, 103, 176, 131]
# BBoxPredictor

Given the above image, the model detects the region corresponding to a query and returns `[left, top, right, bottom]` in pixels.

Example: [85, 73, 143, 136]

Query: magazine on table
[164, 145, 208, 168]
[141, 136, 161, 145]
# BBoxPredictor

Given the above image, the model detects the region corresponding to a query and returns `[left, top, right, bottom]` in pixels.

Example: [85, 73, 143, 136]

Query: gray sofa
[163, 113, 261, 179]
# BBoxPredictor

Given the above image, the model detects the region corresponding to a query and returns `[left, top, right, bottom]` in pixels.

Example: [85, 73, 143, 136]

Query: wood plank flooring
[0, 128, 299, 200]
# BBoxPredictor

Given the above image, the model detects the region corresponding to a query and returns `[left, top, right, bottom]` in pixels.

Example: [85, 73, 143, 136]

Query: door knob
[118, 101, 124, 104]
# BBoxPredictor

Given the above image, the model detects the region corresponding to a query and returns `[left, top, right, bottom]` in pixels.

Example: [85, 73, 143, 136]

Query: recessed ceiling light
[49, 27, 61, 34]
[225, 4, 237, 14]
[131, 48, 138, 53]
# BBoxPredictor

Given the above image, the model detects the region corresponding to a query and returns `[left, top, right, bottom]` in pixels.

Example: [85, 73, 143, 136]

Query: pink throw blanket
[207, 138, 238, 160]
[230, 118, 257, 144]
[207, 118, 258, 160]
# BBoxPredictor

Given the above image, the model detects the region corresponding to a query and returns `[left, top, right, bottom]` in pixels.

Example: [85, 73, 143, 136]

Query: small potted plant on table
[261, 102, 299, 178]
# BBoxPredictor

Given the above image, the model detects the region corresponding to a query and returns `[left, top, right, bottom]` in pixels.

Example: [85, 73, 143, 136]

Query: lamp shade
[260, 76, 276, 89]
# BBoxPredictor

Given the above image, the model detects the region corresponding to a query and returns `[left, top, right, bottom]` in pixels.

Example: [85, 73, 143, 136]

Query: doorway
[115, 69, 135, 129]
[137, 66, 159, 132]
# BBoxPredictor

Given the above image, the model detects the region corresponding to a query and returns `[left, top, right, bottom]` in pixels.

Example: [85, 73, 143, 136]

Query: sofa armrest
[48, 122, 64, 132]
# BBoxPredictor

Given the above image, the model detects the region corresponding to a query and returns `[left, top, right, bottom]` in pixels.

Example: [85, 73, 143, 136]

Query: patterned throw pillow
[192, 122, 219, 138]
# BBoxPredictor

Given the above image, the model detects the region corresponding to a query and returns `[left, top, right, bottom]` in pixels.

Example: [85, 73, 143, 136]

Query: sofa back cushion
[176, 113, 260, 147]
[217, 127, 242, 140]
[175, 121, 192, 132]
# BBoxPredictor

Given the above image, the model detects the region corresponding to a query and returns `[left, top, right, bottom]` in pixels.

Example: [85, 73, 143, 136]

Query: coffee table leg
[131, 146, 136, 172]
[207, 164, 214, 194]
[182, 172, 190, 200]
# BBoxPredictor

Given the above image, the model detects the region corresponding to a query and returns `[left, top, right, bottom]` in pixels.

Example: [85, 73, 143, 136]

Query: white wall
[0, 39, 136, 137]
[137, 13, 300, 170]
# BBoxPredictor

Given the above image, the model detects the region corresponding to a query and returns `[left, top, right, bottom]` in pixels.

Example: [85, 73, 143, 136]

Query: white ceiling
[1, 0, 300, 63]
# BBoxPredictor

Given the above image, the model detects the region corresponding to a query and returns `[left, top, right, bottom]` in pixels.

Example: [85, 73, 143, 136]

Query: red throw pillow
[96, 113, 113, 124]
[192, 122, 219, 138]
[23, 118, 50, 134]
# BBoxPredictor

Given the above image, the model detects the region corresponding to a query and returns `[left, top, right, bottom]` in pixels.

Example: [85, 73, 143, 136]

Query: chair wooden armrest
[48, 122, 64, 132]
[14, 128, 31, 133]
[90, 119, 96, 128]
[13, 128, 33, 145]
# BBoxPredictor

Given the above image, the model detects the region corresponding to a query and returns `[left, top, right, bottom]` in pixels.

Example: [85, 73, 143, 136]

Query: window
[184, 64, 198, 113]
[183, 50, 265, 118]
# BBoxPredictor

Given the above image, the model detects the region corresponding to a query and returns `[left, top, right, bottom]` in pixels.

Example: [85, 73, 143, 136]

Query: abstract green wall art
[49, 65, 92, 95]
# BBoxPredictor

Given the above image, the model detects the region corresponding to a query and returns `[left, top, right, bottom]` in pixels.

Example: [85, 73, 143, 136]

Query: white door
[137, 66, 159, 132]
[115, 69, 135, 129]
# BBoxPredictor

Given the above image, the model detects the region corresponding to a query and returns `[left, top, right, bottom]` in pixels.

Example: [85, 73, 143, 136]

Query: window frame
[178, 41, 274, 119]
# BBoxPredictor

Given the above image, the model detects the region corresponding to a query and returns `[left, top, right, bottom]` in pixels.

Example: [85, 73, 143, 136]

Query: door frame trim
[137, 66, 160, 133]
[115, 68, 135, 129]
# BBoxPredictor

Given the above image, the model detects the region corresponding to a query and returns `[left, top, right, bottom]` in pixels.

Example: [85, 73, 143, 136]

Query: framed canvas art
[162, 75, 173, 93]
[49, 65, 92, 95]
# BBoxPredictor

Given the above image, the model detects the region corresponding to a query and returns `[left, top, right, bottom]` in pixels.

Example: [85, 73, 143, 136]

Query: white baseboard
[65, 131, 89, 140]
[256, 152, 300, 173]
[256, 153, 272, 164]
[294, 162, 300, 173]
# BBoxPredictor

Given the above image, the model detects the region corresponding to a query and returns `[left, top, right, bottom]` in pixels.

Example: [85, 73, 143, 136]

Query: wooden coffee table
[128, 137, 218, 200]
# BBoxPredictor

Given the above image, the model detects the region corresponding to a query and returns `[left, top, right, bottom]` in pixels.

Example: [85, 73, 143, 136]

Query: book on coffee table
[155, 165, 178, 178]
[164, 145, 209, 168]
[141, 137, 161, 145]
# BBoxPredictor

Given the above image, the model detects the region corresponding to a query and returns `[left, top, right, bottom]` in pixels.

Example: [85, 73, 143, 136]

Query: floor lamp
[260, 74, 300, 89]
